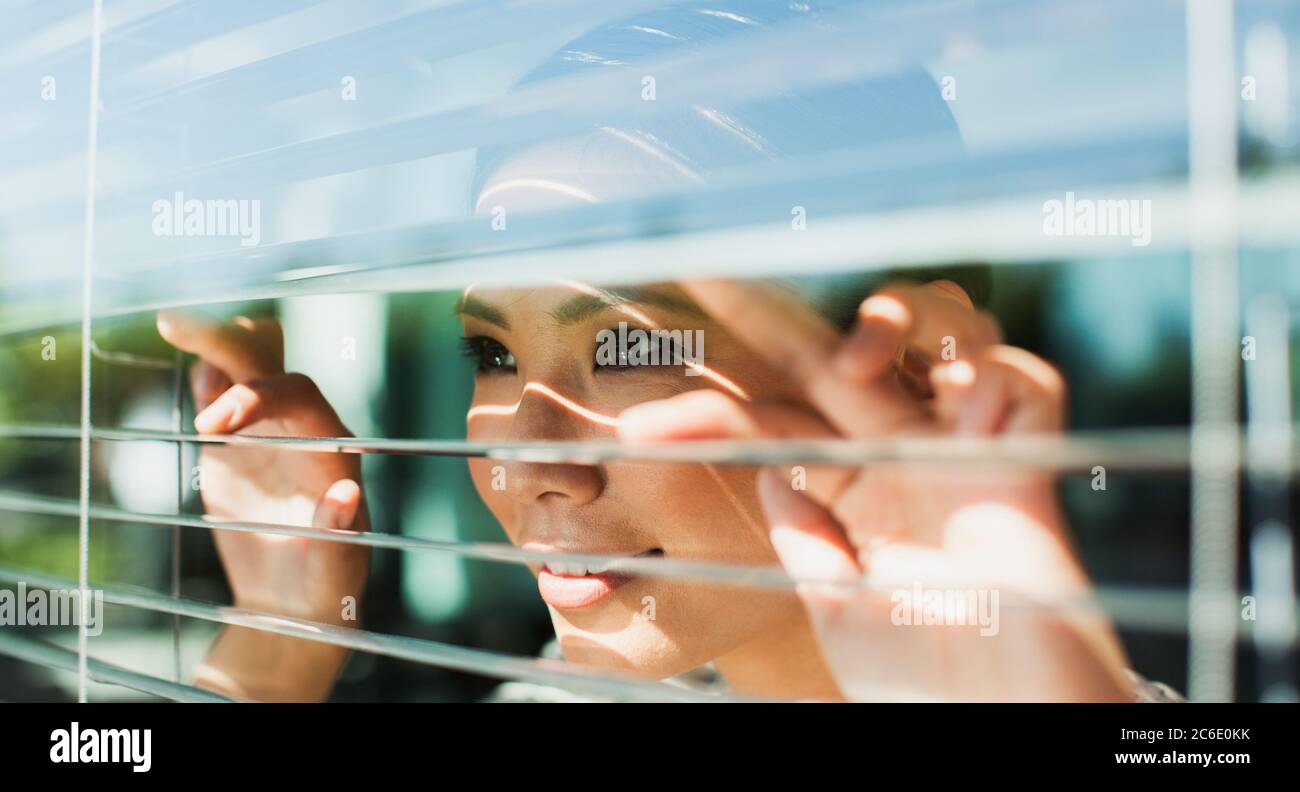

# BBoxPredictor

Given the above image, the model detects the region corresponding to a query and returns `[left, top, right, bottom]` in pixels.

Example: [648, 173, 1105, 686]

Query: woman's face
[460, 138, 830, 680]
[460, 281, 814, 678]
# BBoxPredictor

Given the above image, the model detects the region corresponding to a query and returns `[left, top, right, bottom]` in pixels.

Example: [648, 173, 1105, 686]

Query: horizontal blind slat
[0, 565, 762, 702]
[0, 630, 236, 702]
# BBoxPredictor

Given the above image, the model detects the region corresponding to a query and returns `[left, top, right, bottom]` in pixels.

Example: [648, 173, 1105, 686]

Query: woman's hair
[470, 0, 990, 319]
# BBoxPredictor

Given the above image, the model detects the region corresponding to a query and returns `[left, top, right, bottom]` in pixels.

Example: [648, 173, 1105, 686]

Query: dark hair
[471, 1, 990, 314]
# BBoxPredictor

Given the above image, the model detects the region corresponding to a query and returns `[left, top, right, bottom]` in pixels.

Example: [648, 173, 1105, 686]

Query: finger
[957, 346, 1066, 436]
[157, 310, 282, 383]
[847, 282, 1001, 371]
[617, 389, 857, 507]
[836, 283, 998, 404]
[309, 480, 370, 603]
[928, 278, 976, 309]
[312, 479, 363, 531]
[619, 389, 912, 560]
[617, 389, 830, 442]
[194, 373, 348, 437]
[234, 316, 285, 370]
[830, 288, 912, 385]
[929, 359, 977, 429]
[189, 360, 232, 413]
[757, 467, 860, 587]
[680, 279, 923, 435]
[682, 280, 840, 383]
[830, 287, 940, 409]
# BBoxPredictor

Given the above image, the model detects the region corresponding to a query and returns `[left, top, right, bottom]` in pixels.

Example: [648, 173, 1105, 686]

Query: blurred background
[1, 0, 1298, 701]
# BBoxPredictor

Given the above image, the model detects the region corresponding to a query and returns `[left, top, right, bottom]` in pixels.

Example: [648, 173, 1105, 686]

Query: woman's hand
[617, 279, 1133, 702]
[156, 310, 369, 701]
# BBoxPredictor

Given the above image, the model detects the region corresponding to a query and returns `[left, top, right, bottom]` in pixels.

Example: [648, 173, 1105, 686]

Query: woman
[159, 2, 1171, 702]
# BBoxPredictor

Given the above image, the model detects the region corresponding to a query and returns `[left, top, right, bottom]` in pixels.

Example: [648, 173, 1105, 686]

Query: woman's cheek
[466, 456, 519, 541]
[600, 463, 763, 563]
[594, 373, 697, 412]
[464, 379, 518, 441]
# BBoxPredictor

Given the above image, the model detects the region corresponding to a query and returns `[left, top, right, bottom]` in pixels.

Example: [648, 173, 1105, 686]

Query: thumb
[756, 467, 860, 589]
[312, 479, 362, 531]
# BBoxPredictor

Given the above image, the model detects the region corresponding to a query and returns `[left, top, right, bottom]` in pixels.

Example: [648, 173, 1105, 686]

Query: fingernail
[194, 394, 236, 433]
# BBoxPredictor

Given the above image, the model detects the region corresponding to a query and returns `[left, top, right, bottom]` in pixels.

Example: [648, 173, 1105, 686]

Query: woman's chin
[545, 583, 791, 680]
[552, 622, 701, 680]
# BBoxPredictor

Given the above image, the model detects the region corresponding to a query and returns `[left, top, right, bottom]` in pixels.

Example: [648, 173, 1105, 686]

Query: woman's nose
[500, 381, 608, 507]
[500, 459, 604, 507]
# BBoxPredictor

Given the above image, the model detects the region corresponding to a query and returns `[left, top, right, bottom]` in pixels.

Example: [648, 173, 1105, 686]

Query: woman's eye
[460, 336, 516, 373]
[596, 329, 679, 371]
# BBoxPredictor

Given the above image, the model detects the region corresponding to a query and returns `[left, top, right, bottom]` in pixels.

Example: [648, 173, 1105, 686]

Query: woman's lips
[537, 570, 625, 609]
[527, 545, 663, 610]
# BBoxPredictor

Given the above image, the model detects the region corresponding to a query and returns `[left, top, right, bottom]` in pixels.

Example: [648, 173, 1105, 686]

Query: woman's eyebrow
[453, 294, 510, 329]
[548, 287, 707, 325]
